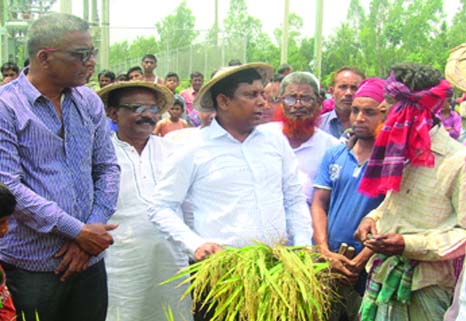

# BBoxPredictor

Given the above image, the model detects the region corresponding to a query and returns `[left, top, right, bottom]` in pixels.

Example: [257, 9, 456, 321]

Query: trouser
[2, 259, 108, 321]
[372, 285, 452, 321]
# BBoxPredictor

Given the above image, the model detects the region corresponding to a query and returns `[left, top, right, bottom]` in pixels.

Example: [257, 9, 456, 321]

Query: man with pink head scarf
[312, 78, 386, 321]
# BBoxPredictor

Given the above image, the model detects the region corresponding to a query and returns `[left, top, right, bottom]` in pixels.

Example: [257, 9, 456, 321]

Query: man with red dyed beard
[268, 72, 339, 204]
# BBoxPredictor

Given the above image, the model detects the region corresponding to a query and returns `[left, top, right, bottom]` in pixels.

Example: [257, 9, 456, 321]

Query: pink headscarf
[354, 78, 385, 103]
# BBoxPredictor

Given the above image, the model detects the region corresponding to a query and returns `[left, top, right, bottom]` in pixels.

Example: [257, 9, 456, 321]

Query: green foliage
[155, 0, 199, 51]
[323, 0, 451, 79]
[107, 0, 466, 86]
[163, 243, 335, 321]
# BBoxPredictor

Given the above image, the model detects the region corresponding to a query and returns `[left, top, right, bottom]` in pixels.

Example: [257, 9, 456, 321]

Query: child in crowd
[0, 183, 17, 320]
[153, 95, 189, 137]
[436, 98, 462, 139]
[164, 72, 180, 94]
[126, 66, 144, 81]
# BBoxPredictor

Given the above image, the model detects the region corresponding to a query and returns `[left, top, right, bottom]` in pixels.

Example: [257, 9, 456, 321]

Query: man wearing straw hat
[149, 62, 313, 261]
[97, 81, 193, 321]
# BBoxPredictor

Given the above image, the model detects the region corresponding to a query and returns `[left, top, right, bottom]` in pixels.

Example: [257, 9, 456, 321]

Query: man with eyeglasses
[266, 71, 339, 204]
[97, 81, 193, 321]
[0, 13, 120, 321]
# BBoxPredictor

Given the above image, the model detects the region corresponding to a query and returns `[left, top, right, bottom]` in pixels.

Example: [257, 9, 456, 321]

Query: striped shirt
[366, 126, 466, 291]
[0, 71, 120, 271]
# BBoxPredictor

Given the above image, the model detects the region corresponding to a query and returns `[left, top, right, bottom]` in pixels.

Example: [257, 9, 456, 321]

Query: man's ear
[36, 50, 49, 66]
[107, 106, 119, 123]
[216, 94, 230, 111]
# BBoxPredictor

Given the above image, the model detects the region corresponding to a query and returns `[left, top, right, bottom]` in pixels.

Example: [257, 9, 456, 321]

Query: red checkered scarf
[358, 75, 453, 197]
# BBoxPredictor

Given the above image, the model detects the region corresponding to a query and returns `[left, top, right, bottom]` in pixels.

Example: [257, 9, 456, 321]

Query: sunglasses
[118, 104, 161, 114]
[43, 48, 99, 63]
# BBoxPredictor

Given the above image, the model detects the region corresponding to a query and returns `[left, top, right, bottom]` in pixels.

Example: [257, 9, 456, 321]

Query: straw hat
[445, 43, 466, 92]
[97, 81, 174, 114]
[193, 62, 274, 113]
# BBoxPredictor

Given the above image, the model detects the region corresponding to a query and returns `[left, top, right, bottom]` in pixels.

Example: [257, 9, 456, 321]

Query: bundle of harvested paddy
[164, 243, 336, 321]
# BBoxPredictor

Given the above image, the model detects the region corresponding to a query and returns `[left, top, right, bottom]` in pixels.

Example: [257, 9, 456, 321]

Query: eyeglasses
[118, 104, 161, 114]
[282, 95, 316, 106]
[43, 48, 99, 63]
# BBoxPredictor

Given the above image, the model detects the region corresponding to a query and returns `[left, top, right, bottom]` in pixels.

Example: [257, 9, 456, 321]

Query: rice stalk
[163, 243, 337, 321]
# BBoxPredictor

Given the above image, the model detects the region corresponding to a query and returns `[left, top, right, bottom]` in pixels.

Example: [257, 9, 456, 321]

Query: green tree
[447, 0, 466, 49]
[223, 0, 264, 61]
[155, 0, 199, 51]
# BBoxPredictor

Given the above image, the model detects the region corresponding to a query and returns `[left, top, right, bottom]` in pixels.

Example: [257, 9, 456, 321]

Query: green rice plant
[163, 243, 337, 321]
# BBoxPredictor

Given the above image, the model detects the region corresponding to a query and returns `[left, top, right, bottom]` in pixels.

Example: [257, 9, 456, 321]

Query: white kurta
[106, 134, 193, 321]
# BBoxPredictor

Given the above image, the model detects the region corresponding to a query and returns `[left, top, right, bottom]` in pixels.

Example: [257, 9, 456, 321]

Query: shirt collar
[206, 118, 260, 142]
[18, 68, 78, 106]
[328, 109, 340, 123]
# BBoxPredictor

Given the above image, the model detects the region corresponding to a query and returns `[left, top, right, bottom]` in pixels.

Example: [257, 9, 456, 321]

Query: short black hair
[1, 62, 19, 74]
[165, 72, 179, 82]
[330, 66, 365, 86]
[142, 54, 157, 63]
[0, 183, 16, 218]
[228, 59, 242, 66]
[98, 69, 116, 81]
[190, 71, 204, 79]
[116, 73, 128, 81]
[127, 66, 143, 78]
[173, 94, 185, 111]
[272, 73, 285, 83]
[210, 68, 262, 109]
[277, 63, 292, 75]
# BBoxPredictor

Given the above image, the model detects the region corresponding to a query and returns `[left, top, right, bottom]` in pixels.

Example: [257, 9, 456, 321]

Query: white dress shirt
[149, 119, 313, 255]
[106, 134, 192, 321]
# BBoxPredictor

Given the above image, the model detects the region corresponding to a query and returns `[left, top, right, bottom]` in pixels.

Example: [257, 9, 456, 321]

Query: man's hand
[54, 241, 90, 282]
[363, 233, 405, 256]
[320, 248, 358, 283]
[75, 223, 118, 256]
[194, 243, 222, 261]
[354, 218, 378, 243]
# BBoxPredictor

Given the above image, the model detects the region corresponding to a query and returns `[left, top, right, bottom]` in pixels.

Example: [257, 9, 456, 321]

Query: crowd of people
[0, 12, 465, 321]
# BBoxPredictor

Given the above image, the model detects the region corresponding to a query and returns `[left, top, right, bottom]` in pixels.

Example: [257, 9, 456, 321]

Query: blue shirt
[319, 109, 343, 138]
[313, 142, 384, 254]
[0, 71, 120, 271]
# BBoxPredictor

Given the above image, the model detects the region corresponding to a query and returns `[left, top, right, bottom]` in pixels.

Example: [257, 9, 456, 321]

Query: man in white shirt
[150, 63, 313, 262]
[98, 81, 192, 321]
[265, 72, 339, 204]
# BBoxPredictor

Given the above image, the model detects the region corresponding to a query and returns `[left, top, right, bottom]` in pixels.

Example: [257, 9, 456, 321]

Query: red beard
[275, 106, 319, 140]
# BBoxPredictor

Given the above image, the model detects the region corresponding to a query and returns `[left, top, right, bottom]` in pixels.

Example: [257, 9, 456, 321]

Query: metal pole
[0, 0, 8, 64]
[280, 0, 289, 64]
[314, 0, 324, 79]
[60, 0, 72, 14]
[83, 0, 89, 21]
[214, 0, 218, 47]
[100, 0, 109, 69]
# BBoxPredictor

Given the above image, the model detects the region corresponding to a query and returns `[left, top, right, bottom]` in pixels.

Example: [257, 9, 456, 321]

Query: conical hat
[445, 43, 466, 92]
